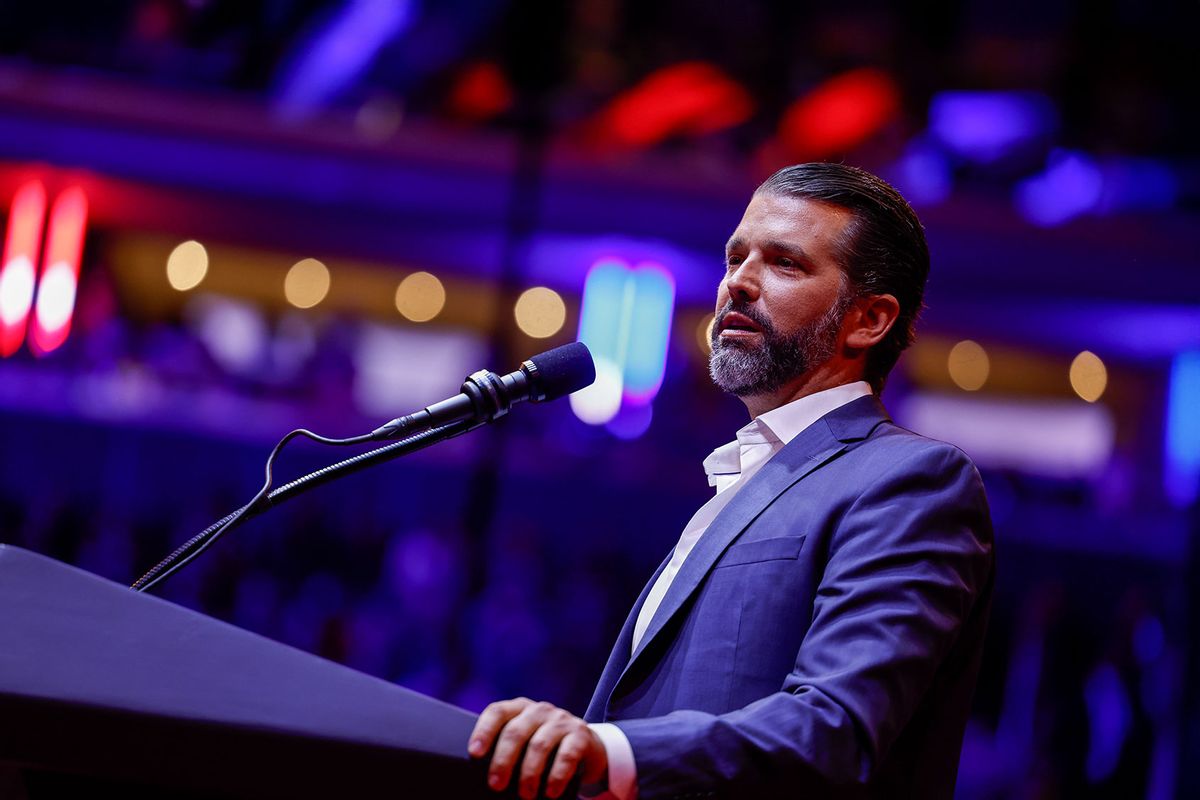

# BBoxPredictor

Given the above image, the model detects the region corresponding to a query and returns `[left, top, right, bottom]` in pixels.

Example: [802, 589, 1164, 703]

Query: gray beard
[708, 295, 849, 397]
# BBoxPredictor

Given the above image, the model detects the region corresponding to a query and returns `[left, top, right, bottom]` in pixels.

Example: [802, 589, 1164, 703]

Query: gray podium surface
[0, 544, 513, 798]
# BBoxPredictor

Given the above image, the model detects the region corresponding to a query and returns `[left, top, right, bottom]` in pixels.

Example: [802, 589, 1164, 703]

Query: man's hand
[468, 697, 608, 799]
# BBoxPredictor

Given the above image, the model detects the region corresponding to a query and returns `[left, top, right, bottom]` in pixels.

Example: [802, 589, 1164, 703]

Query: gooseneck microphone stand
[130, 419, 480, 594]
[131, 341, 595, 595]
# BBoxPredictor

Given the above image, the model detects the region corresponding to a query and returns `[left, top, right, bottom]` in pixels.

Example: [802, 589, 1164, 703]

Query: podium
[0, 544, 523, 798]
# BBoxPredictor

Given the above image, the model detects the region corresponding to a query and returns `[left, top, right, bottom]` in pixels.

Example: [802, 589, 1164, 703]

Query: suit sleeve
[611, 442, 994, 798]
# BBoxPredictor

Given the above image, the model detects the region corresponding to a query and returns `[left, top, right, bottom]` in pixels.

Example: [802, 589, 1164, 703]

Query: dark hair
[756, 163, 930, 393]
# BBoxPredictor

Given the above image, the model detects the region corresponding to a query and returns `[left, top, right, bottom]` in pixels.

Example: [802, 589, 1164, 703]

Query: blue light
[573, 258, 676, 432]
[1165, 351, 1200, 506]
[274, 0, 413, 122]
[623, 264, 675, 402]
[1096, 157, 1179, 214]
[929, 91, 1058, 164]
[1015, 150, 1103, 227]
[576, 259, 630, 371]
[889, 138, 952, 206]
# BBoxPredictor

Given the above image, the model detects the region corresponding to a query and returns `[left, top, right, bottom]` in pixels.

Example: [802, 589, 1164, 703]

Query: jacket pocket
[715, 535, 806, 568]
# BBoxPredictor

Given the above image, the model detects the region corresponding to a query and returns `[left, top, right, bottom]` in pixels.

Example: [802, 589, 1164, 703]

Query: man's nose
[724, 258, 761, 302]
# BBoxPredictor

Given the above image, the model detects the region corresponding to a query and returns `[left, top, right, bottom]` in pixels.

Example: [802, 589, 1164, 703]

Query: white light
[569, 357, 623, 425]
[34, 262, 78, 331]
[186, 295, 269, 375]
[0, 256, 35, 325]
[354, 323, 485, 417]
[899, 392, 1115, 478]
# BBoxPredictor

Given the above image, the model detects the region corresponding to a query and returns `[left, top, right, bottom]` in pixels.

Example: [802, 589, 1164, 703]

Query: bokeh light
[284, 258, 331, 309]
[513, 286, 566, 338]
[696, 313, 714, 354]
[394, 271, 446, 322]
[166, 240, 208, 291]
[1069, 350, 1107, 402]
[569, 357, 623, 425]
[948, 340, 989, 391]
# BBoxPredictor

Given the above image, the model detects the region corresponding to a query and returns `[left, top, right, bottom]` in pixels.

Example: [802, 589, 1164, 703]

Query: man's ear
[844, 294, 900, 350]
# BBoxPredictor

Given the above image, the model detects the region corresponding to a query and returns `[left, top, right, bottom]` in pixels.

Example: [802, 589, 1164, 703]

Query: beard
[708, 293, 850, 397]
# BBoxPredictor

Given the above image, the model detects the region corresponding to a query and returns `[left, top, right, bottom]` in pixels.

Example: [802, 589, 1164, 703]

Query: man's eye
[725, 256, 742, 269]
[778, 257, 796, 268]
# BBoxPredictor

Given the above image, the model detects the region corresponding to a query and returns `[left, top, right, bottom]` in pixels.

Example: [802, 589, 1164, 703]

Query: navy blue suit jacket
[584, 395, 994, 799]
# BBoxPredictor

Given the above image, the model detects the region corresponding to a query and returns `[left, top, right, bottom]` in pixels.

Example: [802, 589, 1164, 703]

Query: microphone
[370, 341, 595, 440]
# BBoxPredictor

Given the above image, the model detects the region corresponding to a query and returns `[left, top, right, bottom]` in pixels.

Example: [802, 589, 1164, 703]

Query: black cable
[130, 422, 475, 593]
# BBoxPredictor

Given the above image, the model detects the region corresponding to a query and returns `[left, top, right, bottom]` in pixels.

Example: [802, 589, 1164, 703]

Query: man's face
[709, 192, 854, 397]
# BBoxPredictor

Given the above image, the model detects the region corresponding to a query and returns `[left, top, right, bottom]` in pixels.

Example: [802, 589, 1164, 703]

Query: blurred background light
[889, 138, 953, 206]
[30, 187, 88, 356]
[777, 68, 900, 160]
[1069, 351, 1107, 403]
[574, 259, 675, 426]
[947, 340, 989, 391]
[1165, 350, 1200, 507]
[586, 61, 754, 150]
[354, 94, 404, 142]
[395, 271, 445, 322]
[284, 258, 331, 309]
[513, 286, 565, 339]
[622, 264, 674, 403]
[0, 180, 46, 357]
[605, 402, 654, 440]
[1016, 150, 1104, 227]
[273, 0, 414, 122]
[696, 313, 714, 355]
[901, 393, 1115, 479]
[929, 91, 1058, 164]
[354, 324, 483, 417]
[1096, 157, 1179, 214]
[186, 295, 268, 376]
[447, 61, 514, 123]
[166, 240, 208, 291]
[569, 356, 623, 425]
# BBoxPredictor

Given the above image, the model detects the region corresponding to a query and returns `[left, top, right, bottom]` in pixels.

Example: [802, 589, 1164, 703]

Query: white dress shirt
[587, 381, 873, 800]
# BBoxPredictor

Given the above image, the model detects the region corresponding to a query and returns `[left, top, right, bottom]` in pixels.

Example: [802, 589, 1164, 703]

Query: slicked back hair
[756, 163, 930, 393]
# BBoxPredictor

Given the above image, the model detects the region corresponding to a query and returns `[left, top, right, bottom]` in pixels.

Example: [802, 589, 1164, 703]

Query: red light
[586, 62, 754, 149]
[30, 187, 87, 356]
[777, 68, 900, 159]
[447, 61, 514, 122]
[0, 181, 47, 357]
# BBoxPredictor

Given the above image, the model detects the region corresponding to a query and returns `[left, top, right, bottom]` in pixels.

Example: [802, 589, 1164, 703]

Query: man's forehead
[726, 193, 852, 252]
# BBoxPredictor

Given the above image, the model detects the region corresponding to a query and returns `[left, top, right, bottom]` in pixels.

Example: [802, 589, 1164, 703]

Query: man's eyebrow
[726, 236, 814, 263]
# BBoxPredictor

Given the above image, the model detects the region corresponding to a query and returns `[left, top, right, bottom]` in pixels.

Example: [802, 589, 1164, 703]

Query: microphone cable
[131, 427, 389, 593]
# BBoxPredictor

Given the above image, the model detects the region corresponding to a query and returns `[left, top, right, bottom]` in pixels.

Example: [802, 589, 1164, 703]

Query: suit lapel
[584, 551, 671, 722]
[605, 394, 892, 711]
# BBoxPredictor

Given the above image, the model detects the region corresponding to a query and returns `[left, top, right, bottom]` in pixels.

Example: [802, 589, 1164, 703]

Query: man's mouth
[717, 310, 764, 337]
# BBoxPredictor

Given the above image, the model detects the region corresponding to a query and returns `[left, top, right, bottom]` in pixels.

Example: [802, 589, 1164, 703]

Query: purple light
[1015, 150, 1103, 227]
[929, 91, 1058, 164]
[888, 138, 952, 206]
[274, 0, 413, 122]
[605, 402, 654, 440]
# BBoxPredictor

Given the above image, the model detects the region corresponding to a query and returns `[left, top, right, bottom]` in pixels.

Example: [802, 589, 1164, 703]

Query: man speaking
[469, 163, 995, 799]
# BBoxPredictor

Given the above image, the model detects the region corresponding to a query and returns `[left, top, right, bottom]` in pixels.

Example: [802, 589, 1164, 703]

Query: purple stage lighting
[929, 91, 1058, 164]
[889, 138, 952, 206]
[1015, 150, 1103, 227]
